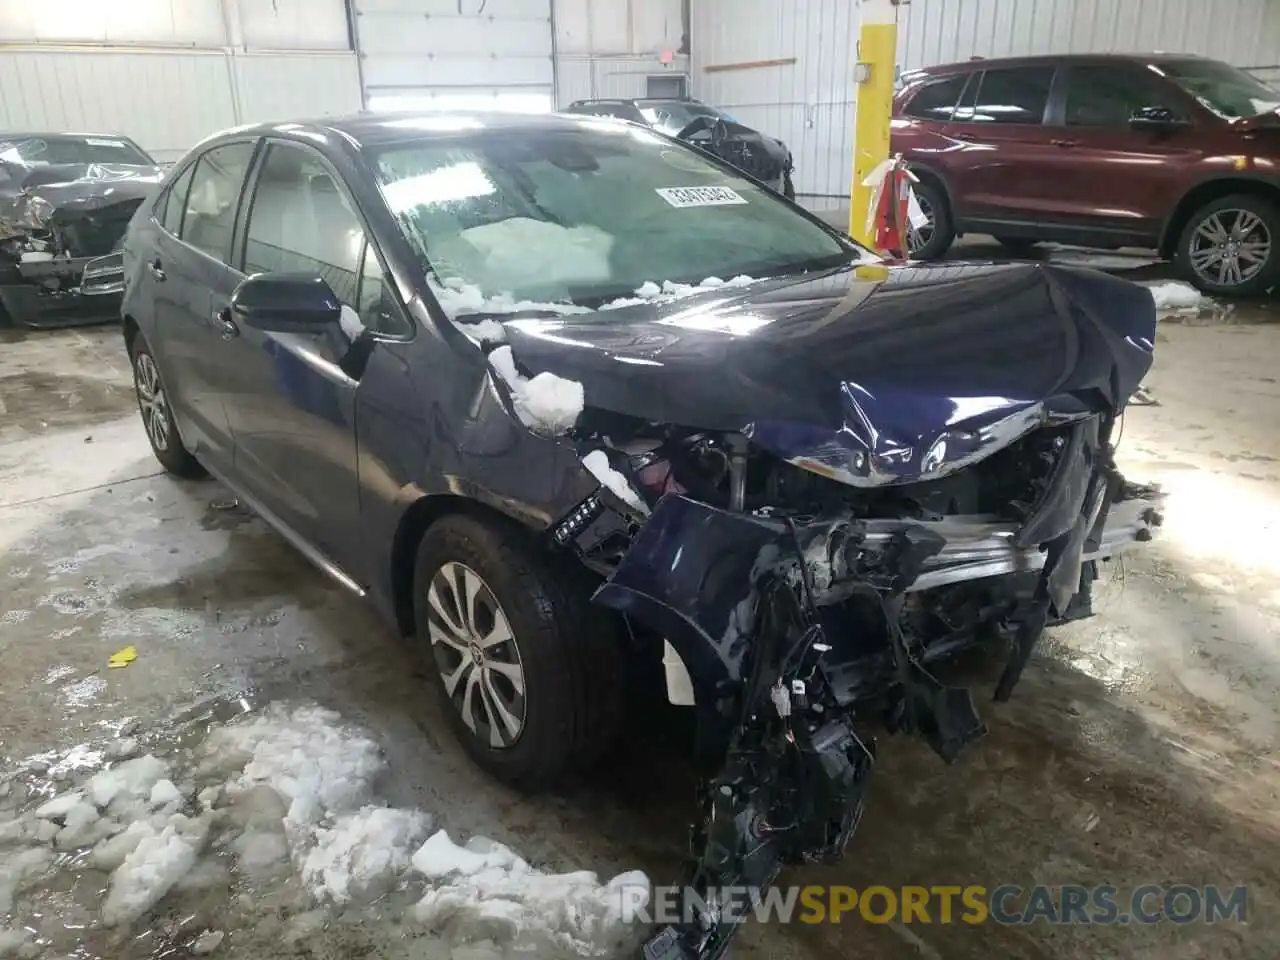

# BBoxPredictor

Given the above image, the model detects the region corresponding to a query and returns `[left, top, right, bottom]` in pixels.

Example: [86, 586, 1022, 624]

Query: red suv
[892, 53, 1280, 296]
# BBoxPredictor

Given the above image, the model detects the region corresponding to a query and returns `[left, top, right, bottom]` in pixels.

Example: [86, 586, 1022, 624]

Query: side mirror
[1129, 105, 1187, 131]
[231, 273, 342, 333]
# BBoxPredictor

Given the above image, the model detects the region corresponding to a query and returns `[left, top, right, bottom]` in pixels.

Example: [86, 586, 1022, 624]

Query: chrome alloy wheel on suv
[1180, 195, 1280, 297]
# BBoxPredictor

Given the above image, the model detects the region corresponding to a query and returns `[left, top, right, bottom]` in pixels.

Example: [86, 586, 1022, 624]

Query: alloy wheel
[133, 353, 170, 453]
[1188, 208, 1272, 289]
[426, 562, 527, 748]
[907, 191, 935, 255]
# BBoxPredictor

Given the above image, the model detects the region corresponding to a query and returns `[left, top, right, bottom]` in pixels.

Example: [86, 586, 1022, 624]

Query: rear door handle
[1051, 138, 1080, 148]
[149, 259, 165, 281]
[214, 307, 239, 341]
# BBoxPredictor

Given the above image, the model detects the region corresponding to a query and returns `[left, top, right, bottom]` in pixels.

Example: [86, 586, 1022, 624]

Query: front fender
[591, 496, 787, 701]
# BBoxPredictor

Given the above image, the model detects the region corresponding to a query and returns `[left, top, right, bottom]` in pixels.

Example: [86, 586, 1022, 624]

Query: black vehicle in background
[1, 132, 161, 328]
[565, 97, 797, 199]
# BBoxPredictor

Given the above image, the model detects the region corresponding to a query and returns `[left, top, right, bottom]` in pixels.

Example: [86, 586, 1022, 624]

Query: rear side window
[963, 67, 1054, 124]
[158, 163, 196, 236]
[1065, 65, 1185, 126]
[904, 75, 968, 121]
[180, 142, 256, 264]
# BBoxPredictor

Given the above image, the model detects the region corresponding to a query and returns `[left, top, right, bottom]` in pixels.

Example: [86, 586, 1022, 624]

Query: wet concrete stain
[0, 370, 134, 433]
[114, 545, 330, 615]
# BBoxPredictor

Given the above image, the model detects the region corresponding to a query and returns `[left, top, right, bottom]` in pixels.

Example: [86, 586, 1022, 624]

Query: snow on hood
[489, 345, 585, 435]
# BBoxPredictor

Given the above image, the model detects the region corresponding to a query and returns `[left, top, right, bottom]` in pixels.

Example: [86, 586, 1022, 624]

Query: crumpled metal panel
[502, 261, 1157, 488]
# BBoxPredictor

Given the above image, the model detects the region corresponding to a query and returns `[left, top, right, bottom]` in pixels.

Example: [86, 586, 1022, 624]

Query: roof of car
[906, 51, 1212, 76]
[0, 131, 139, 140]
[221, 110, 626, 151]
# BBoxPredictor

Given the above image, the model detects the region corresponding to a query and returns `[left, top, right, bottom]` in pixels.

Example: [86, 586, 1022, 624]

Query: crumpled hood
[501, 262, 1156, 486]
[1, 163, 162, 232]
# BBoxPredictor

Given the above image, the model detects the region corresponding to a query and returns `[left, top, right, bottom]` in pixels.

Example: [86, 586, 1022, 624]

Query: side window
[244, 142, 364, 309]
[159, 163, 196, 236]
[904, 75, 968, 121]
[180, 142, 255, 263]
[355, 242, 410, 336]
[965, 67, 1055, 124]
[1065, 65, 1185, 127]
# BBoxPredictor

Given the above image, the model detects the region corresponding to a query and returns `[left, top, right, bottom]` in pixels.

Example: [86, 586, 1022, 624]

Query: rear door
[941, 64, 1061, 229]
[1040, 62, 1204, 245]
[146, 141, 257, 472]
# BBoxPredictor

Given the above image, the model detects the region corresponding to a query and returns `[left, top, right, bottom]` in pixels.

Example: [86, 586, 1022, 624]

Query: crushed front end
[562, 410, 1163, 959]
[497, 259, 1165, 960]
[0, 162, 159, 328]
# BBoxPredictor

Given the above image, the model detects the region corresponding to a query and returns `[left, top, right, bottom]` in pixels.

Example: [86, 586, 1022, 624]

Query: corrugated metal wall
[898, 0, 1280, 72]
[692, 0, 1280, 200]
[690, 0, 859, 199]
[0, 0, 361, 162]
[554, 0, 689, 106]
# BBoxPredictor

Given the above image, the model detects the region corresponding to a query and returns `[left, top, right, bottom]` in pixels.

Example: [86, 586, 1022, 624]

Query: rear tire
[128, 334, 207, 479]
[413, 513, 624, 789]
[907, 179, 955, 261]
[994, 236, 1040, 258]
[1177, 193, 1280, 297]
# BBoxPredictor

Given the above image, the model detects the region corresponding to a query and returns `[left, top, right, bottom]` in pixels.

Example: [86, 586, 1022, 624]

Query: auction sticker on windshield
[656, 186, 748, 208]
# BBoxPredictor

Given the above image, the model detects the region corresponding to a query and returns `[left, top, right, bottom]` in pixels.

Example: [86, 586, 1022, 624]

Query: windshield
[0, 135, 153, 167]
[1156, 60, 1280, 120]
[372, 122, 855, 316]
[638, 102, 732, 135]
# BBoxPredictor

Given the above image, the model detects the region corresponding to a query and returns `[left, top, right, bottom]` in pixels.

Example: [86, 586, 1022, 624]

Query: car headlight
[18, 194, 55, 229]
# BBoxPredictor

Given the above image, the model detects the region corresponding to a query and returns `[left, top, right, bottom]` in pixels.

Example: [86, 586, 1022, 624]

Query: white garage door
[354, 0, 555, 112]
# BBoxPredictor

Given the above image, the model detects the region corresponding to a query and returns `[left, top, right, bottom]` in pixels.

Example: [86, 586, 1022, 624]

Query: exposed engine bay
[1, 139, 159, 327]
[554, 409, 1162, 960]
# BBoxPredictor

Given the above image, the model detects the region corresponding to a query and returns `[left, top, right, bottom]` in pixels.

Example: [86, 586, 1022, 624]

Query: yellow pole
[849, 0, 900, 245]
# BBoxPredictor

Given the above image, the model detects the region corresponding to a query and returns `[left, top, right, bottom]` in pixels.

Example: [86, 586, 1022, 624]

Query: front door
[1039, 62, 1204, 246]
[942, 65, 1062, 230]
[210, 140, 372, 569]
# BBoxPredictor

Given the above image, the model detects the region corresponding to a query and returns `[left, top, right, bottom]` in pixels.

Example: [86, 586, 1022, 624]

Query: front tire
[413, 513, 624, 789]
[129, 335, 206, 479]
[907, 179, 955, 261]
[1177, 194, 1280, 297]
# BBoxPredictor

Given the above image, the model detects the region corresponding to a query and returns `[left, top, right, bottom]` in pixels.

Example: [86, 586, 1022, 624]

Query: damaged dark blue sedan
[120, 111, 1164, 960]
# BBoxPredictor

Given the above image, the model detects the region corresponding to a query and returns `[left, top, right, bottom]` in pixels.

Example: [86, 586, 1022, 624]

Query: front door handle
[1050, 138, 1080, 148]
[149, 259, 165, 281]
[215, 308, 239, 341]
[952, 131, 977, 141]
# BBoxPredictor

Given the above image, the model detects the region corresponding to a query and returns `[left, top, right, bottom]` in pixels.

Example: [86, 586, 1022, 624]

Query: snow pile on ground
[0, 703, 648, 956]
[202, 703, 384, 835]
[410, 830, 649, 955]
[602, 274, 757, 310]
[581, 450, 649, 515]
[101, 814, 210, 926]
[488, 346, 585, 435]
[1145, 280, 1207, 314]
[301, 806, 432, 905]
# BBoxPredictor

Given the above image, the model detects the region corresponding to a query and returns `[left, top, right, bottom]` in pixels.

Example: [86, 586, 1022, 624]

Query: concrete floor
[1, 295, 1279, 959]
